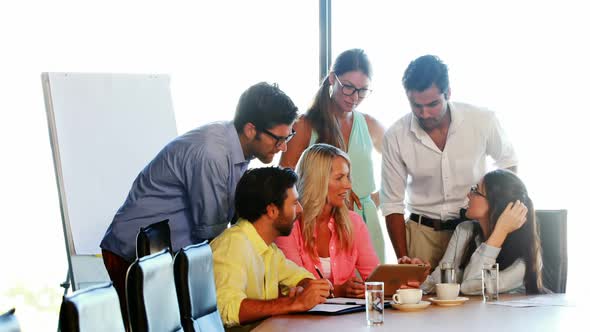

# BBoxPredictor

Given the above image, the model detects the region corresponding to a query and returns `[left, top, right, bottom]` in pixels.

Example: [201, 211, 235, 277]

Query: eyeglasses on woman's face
[470, 185, 486, 198]
[260, 128, 296, 148]
[334, 75, 372, 98]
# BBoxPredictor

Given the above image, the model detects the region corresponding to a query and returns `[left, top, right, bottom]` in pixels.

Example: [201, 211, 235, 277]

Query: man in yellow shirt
[211, 167, 332, 327]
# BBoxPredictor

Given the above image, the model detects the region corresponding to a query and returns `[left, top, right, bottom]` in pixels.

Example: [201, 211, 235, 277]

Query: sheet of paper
[308, 304, 362, 313]
[489, 294, 576, 308]
[325, 297, 365, 305]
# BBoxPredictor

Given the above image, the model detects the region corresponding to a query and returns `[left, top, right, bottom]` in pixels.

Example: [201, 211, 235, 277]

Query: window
[0, 1, 317, 330]
[333, 0, 587, 289]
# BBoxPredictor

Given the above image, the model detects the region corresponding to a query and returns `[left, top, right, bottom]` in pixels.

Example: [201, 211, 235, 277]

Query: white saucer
[429, 297, 469, 306]
[391, 300, 431, 312]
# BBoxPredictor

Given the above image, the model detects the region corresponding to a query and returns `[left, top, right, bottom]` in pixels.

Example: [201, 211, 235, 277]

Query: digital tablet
[365, 264, 429, 297]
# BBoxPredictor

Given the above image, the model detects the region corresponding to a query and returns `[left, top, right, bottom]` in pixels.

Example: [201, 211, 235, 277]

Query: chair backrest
[136, 219, 172, 258]
[174, 242, 224, 332]
[59, 282, 125, 332]
[536, 209, 568, 293]
[126, 249, 183, 332]
[0, 308, 21, 332]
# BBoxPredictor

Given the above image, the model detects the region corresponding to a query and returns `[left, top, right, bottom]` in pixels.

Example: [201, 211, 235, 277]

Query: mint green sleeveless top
[310, 111, 384, 263]
[310, 111, 376, 198]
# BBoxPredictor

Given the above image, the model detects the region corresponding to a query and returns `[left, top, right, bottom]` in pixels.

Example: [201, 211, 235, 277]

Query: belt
[409, 213, 466, 231]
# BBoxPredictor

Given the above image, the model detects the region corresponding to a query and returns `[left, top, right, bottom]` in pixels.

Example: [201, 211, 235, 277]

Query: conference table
[252, 294, 584, 332]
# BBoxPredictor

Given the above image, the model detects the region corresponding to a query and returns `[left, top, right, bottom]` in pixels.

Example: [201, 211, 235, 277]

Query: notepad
[307, 303, 365, 315]
[325, 297, 366, 305]
[306, 298, 391, 315]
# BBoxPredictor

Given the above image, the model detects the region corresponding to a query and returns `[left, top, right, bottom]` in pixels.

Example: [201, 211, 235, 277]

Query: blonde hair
[296, 143, 353, 259]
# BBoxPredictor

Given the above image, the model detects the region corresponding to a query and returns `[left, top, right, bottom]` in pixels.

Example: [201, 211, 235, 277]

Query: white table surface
[251, 294, 585, 332]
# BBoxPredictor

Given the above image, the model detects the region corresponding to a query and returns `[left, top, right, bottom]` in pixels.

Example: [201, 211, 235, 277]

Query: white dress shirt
[380, 102, 517, 220]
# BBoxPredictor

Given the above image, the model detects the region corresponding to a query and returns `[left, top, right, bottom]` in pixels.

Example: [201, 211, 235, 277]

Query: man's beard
[276, 211, 296, 236]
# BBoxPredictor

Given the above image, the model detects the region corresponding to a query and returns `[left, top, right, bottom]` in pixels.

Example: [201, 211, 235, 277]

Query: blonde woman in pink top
[275, 143, 379, 298]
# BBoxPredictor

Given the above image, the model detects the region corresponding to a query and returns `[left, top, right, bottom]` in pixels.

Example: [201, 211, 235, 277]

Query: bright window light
[0, 1, 317, 330]
[333, 0, 588, 292]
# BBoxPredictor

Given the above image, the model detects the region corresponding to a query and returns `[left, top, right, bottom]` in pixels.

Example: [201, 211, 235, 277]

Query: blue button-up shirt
[100, 121, 250, 261]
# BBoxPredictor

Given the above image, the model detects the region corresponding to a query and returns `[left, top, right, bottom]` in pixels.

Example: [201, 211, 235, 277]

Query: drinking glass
[482, 263, 499, 302]
[365, 281, 384, 325]
[441, 262, 456, 284]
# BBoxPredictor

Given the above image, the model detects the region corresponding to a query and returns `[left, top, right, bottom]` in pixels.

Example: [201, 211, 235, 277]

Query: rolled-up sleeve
[422, 223, 472, 294]
[486, 112, 518, 169]
[460, 243, 525, 295]
[380, 129, 408, 217]
[211, 235, 248, 327]
[461, 243, 500, 295]
[275, 246, 314, 288]
[351, 213, 380, 280]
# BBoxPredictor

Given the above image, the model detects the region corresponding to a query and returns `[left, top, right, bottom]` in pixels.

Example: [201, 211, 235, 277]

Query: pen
[314, 265, 335, 298]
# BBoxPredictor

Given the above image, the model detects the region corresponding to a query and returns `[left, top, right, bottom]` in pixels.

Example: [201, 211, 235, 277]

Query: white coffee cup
[436, 283, 460, 300]
[392, 288, 422, 304]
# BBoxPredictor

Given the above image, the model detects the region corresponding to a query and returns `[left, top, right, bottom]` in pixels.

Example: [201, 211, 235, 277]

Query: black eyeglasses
[260, 128, 296, 148]
[470, 185, 486, 198]
[334, 75, 372, 98]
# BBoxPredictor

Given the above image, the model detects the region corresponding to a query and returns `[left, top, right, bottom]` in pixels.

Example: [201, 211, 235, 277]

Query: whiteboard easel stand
[41, 72, 178, 299]
[42, 74, 77, 295]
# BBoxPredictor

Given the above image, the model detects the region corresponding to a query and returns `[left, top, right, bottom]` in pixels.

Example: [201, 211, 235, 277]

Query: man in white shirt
[380, 55, 517, 268]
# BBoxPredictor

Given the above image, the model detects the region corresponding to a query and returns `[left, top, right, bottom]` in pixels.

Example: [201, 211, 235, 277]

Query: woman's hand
[335, 276, 365, 298]
[347, 190, 362, 211]
[486, 200, 527, 248]
[495, 200, 528, 235]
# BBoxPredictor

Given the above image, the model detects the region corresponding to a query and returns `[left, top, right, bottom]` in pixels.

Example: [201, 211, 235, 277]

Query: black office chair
[174, 242, 224, 332]
[127, 249, 183, 332]
[0, 308, 20, 332]
[58, 282, 125, 332]
[136, 219, 172, 258]
[536, 209, 568, 293]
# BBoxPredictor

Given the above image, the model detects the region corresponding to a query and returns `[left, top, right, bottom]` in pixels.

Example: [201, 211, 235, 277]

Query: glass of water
[482, 263, 499, 302]
[441, 262, 456, 284]
[365, 281, 384, 326]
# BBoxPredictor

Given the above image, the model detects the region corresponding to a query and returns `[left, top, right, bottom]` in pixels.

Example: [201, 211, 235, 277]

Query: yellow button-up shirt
[211, 219, 314, 327]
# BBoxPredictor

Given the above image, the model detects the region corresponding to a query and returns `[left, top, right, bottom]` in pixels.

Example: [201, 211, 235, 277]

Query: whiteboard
[42, 73, 178, 288]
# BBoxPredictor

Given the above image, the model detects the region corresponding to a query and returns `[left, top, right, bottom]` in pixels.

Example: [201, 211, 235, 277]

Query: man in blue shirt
[100, 82, 299, 319]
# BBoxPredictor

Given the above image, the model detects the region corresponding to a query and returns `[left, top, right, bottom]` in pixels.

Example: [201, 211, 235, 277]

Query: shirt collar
[227, 122, 249, 166]
[237, 218, 271, 256]
[410, 101, 463, 137]
[447, 102, 464, 134]
[312, 217, 336, 239]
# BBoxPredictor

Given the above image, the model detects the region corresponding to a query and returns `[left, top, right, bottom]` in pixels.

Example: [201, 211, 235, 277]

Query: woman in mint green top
[280, 49, 386, 262]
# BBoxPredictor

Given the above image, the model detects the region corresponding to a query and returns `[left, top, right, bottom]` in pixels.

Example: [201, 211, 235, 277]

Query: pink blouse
[275, 211, 379, 285]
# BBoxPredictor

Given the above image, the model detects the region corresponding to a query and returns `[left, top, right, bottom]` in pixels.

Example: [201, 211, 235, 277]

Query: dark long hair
[460, 169, 544, 294]
[306, 49, 372, 150]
